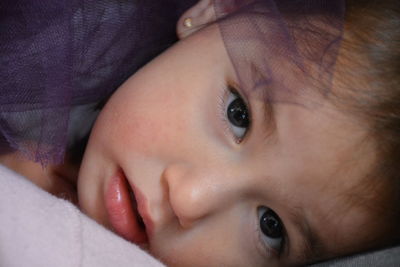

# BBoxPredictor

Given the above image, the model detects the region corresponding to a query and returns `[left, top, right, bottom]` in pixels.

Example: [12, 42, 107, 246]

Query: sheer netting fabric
[0, 0, 344, 164]
[0, 0, 195, 164]
[214, 0, 345, 106]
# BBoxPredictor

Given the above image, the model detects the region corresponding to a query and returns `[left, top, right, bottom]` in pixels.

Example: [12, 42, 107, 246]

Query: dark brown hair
[335, 0, 400, 249]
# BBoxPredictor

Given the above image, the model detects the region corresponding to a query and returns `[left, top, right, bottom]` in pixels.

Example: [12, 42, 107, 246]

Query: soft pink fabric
[0, 164, 165, 267]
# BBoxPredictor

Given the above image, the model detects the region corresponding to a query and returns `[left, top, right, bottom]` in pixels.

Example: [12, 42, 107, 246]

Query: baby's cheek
[106, 82, 193, 160]
[112, 106, 177, 158]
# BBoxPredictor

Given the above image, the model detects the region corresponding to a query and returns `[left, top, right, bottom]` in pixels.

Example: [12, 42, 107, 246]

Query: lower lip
[105, 170, 148, 245]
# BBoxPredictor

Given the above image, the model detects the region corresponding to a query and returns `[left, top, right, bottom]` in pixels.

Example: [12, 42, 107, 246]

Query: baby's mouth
[128, 185, 146, 231]
[105, 169, 149, 246]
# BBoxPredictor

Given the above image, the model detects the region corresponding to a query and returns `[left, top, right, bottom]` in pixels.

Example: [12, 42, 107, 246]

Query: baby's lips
[105, 170, 148, 245]
[130, 181, 155, 240]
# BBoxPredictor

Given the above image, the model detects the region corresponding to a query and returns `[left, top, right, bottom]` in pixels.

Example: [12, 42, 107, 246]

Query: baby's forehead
[237, 99, 380, 259]
[283, 169, 382, 259]
[313, 180, 391, 257]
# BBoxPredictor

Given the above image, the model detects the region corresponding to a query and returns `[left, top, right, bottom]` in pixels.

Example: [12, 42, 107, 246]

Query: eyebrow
[287, 206, 327, 262]
[246, 64, 327, 261]
[246, 62, 277, 137]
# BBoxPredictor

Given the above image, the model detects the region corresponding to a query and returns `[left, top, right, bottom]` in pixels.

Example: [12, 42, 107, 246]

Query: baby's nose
[162, 163, 241, 228]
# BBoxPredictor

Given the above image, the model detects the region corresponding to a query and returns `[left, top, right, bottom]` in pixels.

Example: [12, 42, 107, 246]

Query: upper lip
[126, 175, 154, 241]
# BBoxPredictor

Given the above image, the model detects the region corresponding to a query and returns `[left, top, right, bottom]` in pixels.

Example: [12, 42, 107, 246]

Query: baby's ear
[176, 0, 215, 39]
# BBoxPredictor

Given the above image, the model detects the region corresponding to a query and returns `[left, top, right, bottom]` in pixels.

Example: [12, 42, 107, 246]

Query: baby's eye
[226, 91, 250, 140]
[258, 207, 284, 252]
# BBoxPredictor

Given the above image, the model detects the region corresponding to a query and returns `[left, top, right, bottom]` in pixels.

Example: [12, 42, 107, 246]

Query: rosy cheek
[104, 81, 193, 160]
[111, 107, 174, 159]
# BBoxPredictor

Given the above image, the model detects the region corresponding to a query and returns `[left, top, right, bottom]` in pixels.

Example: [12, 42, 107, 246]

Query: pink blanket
[0, 164, 165, 267]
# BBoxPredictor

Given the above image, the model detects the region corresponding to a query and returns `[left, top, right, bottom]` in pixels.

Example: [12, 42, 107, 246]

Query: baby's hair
[208, 0, 400, 257]
[331, 0, 400, 251]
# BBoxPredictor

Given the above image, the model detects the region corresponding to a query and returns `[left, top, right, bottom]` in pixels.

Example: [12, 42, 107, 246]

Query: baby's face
[78, 24, 379, 266]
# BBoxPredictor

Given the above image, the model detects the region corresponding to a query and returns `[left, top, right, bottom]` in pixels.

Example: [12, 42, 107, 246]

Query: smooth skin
[78, 19, 379, 266]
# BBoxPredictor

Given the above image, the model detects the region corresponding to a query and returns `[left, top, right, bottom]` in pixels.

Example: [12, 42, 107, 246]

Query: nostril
[160, 166, 183, 224]
[176, 215, 194, 229]
[168, 190, 201, 229]
[162, 164, 203, 227]
[163, 165, 217, 229]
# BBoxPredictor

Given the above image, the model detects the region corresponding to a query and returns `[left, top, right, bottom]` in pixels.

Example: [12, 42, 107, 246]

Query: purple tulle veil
[0, 0, 344, 164]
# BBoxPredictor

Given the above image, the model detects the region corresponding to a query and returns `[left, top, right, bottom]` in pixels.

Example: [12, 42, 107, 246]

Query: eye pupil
[227, 97, 249, 128]
[260, 209, 283, 239]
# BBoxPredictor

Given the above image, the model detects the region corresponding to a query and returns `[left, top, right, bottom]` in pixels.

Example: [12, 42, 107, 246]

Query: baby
[2, 0, 400, 266]
[77, 0, 400, 266]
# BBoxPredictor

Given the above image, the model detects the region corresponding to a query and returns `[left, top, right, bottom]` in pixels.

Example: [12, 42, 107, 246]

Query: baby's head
[78, 0, 400, 266]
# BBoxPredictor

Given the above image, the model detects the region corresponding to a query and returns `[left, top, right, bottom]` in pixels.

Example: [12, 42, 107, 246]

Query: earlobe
[176, 0, 216, 39]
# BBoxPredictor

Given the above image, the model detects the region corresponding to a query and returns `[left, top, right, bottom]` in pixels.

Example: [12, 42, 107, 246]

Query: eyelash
[217, 84, 251, 144]
[254, 225, 280, 258]
[254, 209, 287, 258]
[218, 85, 287, 258]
